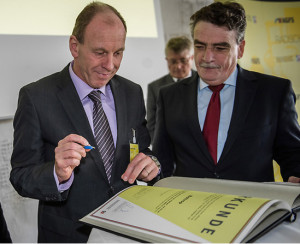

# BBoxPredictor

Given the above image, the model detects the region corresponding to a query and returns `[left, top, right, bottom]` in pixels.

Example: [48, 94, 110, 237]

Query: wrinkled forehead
[193, 21, 238, 45]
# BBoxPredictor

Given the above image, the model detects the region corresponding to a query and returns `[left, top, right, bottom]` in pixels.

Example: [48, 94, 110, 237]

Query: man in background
[153, 2, 300, 183]
[147, 36, 197, 142]
[10, 2, 160, 242]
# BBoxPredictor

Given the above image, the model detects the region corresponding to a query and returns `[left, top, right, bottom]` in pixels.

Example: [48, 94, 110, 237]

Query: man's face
[193, 21, 245, 86]
[70, 12, 126, 88]
[166, 49, 194, 79]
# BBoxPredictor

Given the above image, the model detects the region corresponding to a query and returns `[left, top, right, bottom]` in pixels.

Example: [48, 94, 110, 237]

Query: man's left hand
[288, 176, 300, 183]
[121, 153, 159, 184]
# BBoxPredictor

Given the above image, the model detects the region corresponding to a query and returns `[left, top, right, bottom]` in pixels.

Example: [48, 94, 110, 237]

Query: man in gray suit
[147, 36, 197, 142]
[10, 2, 160, 242]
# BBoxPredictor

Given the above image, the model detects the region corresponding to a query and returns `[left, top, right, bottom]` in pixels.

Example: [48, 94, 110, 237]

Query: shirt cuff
[53, 166, 74, 193]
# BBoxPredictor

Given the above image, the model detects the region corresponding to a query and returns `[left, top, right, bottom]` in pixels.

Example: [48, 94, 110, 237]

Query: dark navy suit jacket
[10, 64, 152, 242]
[153, 65, 300, 182]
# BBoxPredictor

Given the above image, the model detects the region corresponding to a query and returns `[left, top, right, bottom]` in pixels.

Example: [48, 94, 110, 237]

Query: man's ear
[69, 35, 79, 58]
[237, 40, 245, 59]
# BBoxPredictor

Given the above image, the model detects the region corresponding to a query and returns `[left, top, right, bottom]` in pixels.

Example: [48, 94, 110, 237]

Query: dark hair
[165, 36, 193, 56]
[190, 1, 246, 44]
[72, 1, 127, 44]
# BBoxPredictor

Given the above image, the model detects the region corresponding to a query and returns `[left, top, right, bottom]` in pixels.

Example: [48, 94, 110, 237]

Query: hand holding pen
[54, 134, 93, 183]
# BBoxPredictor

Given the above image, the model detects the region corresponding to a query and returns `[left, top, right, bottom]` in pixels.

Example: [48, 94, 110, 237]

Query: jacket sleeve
[152, 88, 175, 177]
[10, 86, 67, 201]
[146, 83, 156, 142]
[273, 80, 300, 181]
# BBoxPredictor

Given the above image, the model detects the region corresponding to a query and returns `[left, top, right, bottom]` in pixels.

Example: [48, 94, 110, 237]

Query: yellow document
[119, 186, 270, 243]
[81, 178, 294, 243]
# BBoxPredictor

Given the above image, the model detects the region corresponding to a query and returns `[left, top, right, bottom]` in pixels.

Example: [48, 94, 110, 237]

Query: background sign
[238, 0, 300, 181]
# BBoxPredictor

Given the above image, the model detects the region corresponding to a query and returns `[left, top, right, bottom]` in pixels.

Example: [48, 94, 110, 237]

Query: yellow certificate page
[119, 185, 270, 243]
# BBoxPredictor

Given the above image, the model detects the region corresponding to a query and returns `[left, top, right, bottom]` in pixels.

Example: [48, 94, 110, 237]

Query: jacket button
[108, 186, 114, 196]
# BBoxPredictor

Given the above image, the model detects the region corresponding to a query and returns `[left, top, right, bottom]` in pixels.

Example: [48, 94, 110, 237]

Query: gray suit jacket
[10, 64, 152, 242]
[147, 70, 197, 142]
[153, 65, 300, 182]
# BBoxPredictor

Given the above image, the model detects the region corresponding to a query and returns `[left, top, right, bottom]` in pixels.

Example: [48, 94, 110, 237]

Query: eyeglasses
[166, 56, 191, 65]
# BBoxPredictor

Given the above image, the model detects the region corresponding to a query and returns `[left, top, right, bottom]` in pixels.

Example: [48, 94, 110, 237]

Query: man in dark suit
[147, 36, 197, 142]
[10, 2, 160, 242]
[153, 2, 300, 183]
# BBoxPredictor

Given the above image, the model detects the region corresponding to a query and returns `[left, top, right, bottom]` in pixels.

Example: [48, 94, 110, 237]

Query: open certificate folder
[80, 177, 300, 243]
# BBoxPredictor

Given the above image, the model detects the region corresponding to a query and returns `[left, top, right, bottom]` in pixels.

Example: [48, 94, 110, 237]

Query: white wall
[0, 0, 167, 119]
[0, 119, 39, 241]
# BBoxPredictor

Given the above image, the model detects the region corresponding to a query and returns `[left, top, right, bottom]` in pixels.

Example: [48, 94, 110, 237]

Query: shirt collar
[172, 70, 193, 82]
[199, 66, 238, 90]
[69, 62, 108, 101]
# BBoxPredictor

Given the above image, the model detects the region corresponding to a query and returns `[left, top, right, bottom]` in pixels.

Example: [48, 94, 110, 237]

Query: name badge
[130, 128, 139, 161]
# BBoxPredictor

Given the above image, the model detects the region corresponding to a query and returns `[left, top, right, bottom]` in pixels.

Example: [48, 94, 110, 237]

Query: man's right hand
[54, 134, 91, 183]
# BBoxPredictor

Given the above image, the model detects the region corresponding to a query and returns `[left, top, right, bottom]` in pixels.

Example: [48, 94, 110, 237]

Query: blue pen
[84, 145, 95, 150]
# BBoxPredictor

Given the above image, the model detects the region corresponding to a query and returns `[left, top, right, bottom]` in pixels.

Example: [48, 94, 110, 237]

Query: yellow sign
[238, 0, 300, 181]
[239, 0, 300, 112]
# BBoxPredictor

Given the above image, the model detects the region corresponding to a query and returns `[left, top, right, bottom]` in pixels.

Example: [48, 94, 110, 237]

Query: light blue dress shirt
[197, 68, 237, 162]
[70, 64, 117, 146]
[54, 62, 117, 191]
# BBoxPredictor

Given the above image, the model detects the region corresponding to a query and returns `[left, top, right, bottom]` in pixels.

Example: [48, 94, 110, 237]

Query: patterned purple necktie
[88, 90, 115, 181]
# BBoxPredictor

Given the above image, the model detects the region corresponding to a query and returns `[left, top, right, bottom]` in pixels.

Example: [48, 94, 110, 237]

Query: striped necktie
[88, 90, 115, 182]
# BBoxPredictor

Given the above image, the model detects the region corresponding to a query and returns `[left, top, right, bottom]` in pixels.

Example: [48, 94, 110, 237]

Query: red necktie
[202, 84, 224, 164]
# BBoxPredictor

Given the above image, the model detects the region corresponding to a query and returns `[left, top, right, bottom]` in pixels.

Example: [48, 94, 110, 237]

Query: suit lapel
[56, 65, 109, 181]
[108, 77, 127, 181]
[182, 75, 215, 165]
[56, 66, 94, 142]
[165, 74, 175, 84]
[220, 66, 258, 162]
